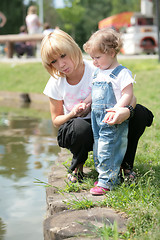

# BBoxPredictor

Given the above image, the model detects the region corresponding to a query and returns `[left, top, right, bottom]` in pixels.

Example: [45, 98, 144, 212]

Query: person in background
[40, 29, 153, 187]
[0, 11, 6, 28]
[14, 25, 34, 58]
[25, 5, 41, 34]
[43, 22, 54, 35]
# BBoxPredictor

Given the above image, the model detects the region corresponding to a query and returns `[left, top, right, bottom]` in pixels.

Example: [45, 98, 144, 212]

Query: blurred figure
[43, 22, 54, 35]
[0, 11, 6, 28]
[14, 25, 34, 58]
[25, 5, 41, 34]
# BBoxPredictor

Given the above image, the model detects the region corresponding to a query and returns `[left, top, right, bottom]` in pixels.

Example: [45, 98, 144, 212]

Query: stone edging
[44, 149, 128, 240]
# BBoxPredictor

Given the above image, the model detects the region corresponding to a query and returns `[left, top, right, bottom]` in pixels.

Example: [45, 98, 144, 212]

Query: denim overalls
[91, 65, 128, 190]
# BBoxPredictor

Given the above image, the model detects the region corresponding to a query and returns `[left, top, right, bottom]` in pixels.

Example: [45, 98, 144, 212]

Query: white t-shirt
[43, 28, 54, 35]
[26, 14, 40, 34]
[93, 67, 135, 102]
[43, 60, 96, 117]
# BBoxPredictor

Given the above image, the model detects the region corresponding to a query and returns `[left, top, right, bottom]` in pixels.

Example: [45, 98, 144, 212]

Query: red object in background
[98, 12, 134, 30]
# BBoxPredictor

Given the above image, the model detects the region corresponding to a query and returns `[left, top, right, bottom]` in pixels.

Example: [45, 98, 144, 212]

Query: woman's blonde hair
[41, 29, 83, 78]
[83, 28, 123, 56]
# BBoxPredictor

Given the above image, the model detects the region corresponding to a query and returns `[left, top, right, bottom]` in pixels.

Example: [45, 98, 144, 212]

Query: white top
[26, 14, 40, 34]
[43, 28, 54, 35]
[93, 67, 135, 102]
[43, 60, 96, 118]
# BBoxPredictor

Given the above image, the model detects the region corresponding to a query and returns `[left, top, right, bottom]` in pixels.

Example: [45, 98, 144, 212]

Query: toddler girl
[83, 28, 135, 195]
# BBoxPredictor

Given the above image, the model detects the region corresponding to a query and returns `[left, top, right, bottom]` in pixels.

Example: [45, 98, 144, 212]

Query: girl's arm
[76, 93, 92, 117]
[114, 83, 133, 108]
[83, 93, 92, 104]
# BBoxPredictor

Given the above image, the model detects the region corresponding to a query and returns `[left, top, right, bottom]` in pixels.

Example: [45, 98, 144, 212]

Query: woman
[25, 5, 41, 34]
[41, 29, 153, 183]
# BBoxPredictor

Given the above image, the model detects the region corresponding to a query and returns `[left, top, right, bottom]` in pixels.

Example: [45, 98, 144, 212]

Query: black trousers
[121, 104, 154, 170]
[57, 104, 154, 172]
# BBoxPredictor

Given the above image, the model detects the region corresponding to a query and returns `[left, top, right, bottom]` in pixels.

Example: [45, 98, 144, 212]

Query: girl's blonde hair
[83, 28, 123, 56]
[41, 29, 83, 78]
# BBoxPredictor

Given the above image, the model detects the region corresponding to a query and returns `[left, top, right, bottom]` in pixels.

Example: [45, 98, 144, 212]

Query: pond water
[0, 106, 61, 240]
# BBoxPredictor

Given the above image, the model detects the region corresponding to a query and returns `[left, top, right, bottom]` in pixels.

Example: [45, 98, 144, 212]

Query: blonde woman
[41, 29, 153, 184]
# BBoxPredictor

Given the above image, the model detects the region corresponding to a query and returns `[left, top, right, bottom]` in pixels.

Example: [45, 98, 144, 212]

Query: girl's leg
[97, 121, 128, 189]
[121, 104, 154, 171]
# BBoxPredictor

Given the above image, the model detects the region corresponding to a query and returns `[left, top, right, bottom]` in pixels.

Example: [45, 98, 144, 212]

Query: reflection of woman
[0, 11, 6, 28]
[41, 30, 154, 183]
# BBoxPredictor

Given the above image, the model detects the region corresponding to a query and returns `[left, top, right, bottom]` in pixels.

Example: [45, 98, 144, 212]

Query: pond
[0, 101, 61, 240]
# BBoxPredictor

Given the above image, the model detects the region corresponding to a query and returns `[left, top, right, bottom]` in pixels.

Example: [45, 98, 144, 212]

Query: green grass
[0, 62, 49, 93]
[0, 59, 160, 239]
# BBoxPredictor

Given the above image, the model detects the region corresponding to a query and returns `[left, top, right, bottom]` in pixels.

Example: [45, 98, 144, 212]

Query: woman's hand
[105, 107, 130, 125]
[103, 111, 115, 123]
[71, 102, 91, 117]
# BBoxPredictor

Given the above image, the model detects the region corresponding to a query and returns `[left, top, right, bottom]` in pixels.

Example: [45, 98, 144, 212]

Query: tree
[57, 0, 85, 38]
[74, 0, 113, 48]
[57, 0, 142, 49]
[0, 0, 24, 34]
[111, 0, 140, 15]
[43, 0, 58, 28]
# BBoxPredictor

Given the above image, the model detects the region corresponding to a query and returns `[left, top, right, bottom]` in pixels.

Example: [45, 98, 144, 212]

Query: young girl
[83, 28, 135, 195]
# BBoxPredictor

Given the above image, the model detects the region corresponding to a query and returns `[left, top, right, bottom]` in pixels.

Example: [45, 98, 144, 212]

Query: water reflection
[0, 112, 60, 240]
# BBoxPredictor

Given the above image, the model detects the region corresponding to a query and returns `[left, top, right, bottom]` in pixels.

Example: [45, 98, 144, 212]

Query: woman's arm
[104, 95, 136, 125]
[49, 97, 90, 128]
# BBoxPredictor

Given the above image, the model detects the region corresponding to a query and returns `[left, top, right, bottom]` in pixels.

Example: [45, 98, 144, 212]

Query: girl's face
[50, 53, 75, 76]
[90, 51, 114, 70]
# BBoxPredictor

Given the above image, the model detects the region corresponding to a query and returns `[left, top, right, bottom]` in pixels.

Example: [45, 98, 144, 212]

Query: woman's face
[50, 53, 75, 76]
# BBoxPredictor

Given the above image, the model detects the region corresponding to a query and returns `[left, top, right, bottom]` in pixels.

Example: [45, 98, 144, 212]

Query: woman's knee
[57, 118, 93, 149]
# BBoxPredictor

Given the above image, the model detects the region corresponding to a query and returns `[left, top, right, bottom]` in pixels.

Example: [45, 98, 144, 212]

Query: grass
[0, 58, 160, 239]
[0, 62, 49, 93]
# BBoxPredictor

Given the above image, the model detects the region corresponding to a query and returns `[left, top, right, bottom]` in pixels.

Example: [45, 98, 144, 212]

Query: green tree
[74, 0, 113, 48]
[0, 0, 24, 34]
[43, 0, 58, 28]
[57, 0, 85, 37]
[57, 0, 142, 49]
[111, 0, 140, 15]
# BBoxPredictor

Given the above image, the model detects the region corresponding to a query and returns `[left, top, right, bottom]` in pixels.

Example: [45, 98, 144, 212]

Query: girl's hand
[78, 102, 91, 117]
[71, 102, 87, 117]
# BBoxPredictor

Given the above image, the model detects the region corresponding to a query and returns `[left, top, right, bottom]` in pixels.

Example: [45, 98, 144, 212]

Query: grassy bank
[0, 59, 159, 239]
[0, 62, 49, 93]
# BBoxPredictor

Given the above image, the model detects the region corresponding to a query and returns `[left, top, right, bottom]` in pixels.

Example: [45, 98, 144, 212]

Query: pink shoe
[90, 186, 110, 196]
[94, 181, 98, 186]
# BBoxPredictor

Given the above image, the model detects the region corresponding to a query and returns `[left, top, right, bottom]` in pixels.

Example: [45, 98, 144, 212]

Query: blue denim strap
[93, 68, 99, 79]
[109, 65, 127, 79]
